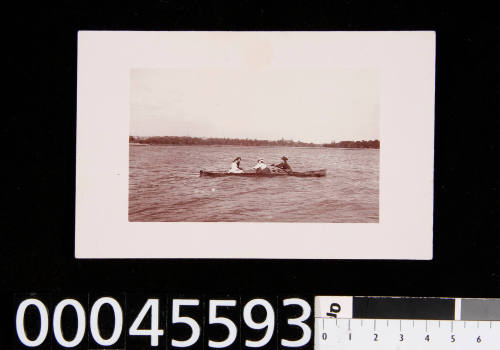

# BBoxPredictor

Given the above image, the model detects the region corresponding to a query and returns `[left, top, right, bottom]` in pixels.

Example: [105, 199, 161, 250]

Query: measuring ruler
[315, 296, 500, 349]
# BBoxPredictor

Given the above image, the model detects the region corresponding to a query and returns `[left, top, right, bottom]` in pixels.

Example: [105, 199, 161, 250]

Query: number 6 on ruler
[281, 298, 312, 347]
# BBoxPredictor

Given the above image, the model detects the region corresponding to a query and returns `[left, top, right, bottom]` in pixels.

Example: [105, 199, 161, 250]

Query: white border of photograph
[76, 31, 435, 259]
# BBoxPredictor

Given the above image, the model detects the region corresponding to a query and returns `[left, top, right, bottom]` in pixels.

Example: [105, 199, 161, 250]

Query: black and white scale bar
[315, 296, 500, 320]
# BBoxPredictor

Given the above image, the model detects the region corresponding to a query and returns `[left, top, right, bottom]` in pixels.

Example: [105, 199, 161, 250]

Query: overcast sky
[130, 68, 379, 144]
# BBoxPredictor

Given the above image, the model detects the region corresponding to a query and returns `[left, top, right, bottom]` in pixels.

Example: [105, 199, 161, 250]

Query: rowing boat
[199, 169, 327, 177]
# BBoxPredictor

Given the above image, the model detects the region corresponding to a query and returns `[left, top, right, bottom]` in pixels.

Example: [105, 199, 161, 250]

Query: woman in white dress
[228, 157, 244, 173]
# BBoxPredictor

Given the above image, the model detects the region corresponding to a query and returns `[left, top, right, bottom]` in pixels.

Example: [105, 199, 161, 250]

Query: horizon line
[130, 135, 380, 144]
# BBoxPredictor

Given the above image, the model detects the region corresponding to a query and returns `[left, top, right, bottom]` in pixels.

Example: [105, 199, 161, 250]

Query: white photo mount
[76, 31, 435, 259]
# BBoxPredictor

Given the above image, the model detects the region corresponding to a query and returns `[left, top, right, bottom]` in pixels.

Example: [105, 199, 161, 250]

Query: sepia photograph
[76, 31, 434, 258]
[129, 68, 379, 222]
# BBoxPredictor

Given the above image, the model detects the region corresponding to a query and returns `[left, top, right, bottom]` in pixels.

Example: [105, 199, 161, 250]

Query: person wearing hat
[272, 156, 292, 172]
[253, 158, 271, 173]
[228, 156, 244, 173]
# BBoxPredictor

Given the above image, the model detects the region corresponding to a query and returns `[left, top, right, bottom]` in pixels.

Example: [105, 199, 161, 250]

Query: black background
[2, 1, 500, 347]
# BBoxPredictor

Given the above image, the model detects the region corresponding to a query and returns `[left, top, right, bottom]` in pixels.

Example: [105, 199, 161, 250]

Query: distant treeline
[130, 136, 318, 147]
[323, 140, 380, 149]
[130, 136, 380, 149]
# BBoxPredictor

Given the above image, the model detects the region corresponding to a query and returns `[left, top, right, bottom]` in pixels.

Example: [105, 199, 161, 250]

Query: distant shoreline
[130, 136, 380, 149]
[130, 144, 379, 151]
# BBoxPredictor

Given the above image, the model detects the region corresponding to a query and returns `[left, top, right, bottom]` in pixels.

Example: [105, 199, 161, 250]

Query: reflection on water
[129, 145, 379, 222]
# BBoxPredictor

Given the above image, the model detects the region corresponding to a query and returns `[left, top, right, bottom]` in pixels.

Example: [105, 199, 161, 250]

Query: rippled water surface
[129, 145, 379, 222]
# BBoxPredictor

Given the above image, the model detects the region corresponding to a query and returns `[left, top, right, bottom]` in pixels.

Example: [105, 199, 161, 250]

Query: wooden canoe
[199, 169, 326, 177]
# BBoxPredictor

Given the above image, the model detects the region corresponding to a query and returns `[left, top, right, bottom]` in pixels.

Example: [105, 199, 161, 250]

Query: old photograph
[76, 31, 434, 258]
[129, 68, 379, 222]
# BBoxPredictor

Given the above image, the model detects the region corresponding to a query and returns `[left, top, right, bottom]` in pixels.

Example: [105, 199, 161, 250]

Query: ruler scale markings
[316, 320, 500, 348]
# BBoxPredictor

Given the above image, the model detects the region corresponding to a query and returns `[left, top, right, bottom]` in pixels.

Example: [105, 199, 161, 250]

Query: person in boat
[253, 158, 271, 174]
[271, 156, 292, 172]
[228, 157, 244, 173]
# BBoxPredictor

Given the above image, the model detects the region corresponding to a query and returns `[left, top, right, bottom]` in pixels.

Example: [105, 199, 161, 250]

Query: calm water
[129, 145, 379, 222]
